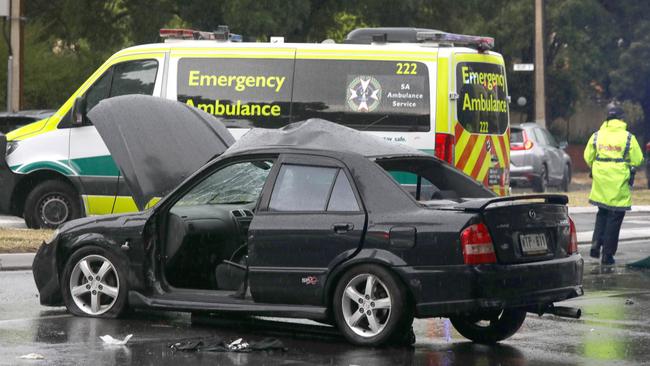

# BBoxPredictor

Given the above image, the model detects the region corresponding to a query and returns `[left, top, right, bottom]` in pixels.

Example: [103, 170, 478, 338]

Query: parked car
[646, 142, 650, 189]
[0, 109, 55, 134]
[32, 96, 583, 346]
[510, 123, 572, 192]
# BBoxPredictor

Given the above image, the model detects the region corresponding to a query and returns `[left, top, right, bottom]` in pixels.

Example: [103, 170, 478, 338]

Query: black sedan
[33, 96, 583, 346]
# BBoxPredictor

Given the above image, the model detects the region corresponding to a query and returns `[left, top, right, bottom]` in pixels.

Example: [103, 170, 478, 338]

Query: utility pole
[8, 0, 22, 112]
[534, 0, 546, 127]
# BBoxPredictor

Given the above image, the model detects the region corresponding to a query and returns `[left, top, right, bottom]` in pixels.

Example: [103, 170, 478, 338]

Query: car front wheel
[333, 264, 413, 346]
[450, 308, 527, 344]
[61, 246, 128, 318]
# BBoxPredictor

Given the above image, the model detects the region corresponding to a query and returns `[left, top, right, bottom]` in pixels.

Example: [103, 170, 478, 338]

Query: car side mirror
[559, 141, 568, 150]
[72, 96, 87, 125]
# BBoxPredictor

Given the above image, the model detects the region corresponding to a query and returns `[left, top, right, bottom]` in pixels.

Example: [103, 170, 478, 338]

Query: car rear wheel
[450, 308, 527, 344]
[333, 264, 413, 346]
[533, 165, 548, 193]
[24, 180, 81, 229]
[61, 245, 128, 318]
[560, 164, 571, 192]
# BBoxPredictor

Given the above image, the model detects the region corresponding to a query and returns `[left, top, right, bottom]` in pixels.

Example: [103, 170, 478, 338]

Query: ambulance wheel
[24, 180, 81, 229]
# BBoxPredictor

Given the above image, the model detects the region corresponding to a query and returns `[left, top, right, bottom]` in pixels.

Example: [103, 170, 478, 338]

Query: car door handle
[332, 223, 354, 234]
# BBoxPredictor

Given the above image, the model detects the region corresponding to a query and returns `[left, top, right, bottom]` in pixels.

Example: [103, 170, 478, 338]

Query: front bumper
[396, 254, 584, 318]
[32, 241, 63, 306]
[0, 135, 17, 214]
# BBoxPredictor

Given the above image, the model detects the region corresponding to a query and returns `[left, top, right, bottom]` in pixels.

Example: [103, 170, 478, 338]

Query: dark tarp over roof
[224, 119, 428, 158]
[89, 95, 235, 210]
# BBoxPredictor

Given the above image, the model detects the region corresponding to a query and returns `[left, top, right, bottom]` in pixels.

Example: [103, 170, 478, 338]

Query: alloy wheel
[69, 254, 120, 316]
[341, 273, 392, 338]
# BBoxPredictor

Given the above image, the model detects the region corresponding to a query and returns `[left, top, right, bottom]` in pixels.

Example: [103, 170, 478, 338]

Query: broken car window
[175, 160, 273, 206]
[377, 158, 495, 201]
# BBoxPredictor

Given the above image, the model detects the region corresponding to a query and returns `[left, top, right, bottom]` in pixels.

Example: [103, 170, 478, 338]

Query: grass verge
[0, 228, 53, 253]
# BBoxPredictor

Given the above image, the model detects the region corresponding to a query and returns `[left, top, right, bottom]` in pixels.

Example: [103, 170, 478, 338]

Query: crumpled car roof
[224, 119, 429, 158]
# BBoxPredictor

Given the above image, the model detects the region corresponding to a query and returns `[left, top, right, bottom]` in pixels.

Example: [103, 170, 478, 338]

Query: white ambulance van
[0, 27, 510, 228]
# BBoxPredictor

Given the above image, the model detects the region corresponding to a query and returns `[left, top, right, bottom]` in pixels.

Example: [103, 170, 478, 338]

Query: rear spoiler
[453, 194, 568, 212]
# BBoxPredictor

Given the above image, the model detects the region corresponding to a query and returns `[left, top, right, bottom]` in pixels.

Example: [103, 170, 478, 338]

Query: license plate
[520, 233, 548, 255]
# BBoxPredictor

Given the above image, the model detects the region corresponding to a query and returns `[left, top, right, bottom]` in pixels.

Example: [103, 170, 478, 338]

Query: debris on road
[625, 299, 635, 305]
[18, 353, 45, 360]
[170, 336, 287, 353]
[100, 334, 133, 345]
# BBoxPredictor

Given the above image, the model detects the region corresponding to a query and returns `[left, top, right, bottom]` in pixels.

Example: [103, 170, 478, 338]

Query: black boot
[589, 248, 600, 259]
[601, 255, 615, 265]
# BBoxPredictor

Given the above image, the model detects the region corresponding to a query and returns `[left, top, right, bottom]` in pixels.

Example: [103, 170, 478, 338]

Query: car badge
[528, 209, 537, 220]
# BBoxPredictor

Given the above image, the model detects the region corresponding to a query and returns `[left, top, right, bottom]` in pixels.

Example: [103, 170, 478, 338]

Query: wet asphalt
[1, 240, 650, 365]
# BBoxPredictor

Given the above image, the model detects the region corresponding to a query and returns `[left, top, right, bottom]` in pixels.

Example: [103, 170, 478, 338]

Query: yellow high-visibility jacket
[584, 119, 644, 210]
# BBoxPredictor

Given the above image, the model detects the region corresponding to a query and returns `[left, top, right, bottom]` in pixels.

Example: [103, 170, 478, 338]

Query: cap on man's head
[607, 105, 624, 120]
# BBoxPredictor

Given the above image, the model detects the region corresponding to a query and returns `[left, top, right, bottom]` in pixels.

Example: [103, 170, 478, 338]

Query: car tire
[333, 264, 413, 346]
[24, 180, 81, 229]
[560, 164, 571, 192]
[450, 308, 527, 344]
[61, 245, 128, 318]
[533, 164, 548, 193]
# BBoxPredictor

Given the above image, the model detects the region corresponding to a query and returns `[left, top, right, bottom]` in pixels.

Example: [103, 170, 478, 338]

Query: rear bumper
[395, 254, 584, 318]
[32, 241, 63, 306]
[509, 164, 538, 187]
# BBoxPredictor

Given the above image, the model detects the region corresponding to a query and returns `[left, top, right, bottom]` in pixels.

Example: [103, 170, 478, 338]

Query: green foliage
[0, 0, 644, 143]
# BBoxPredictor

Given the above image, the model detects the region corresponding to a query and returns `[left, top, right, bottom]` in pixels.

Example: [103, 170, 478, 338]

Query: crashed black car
[33, 96, 583, 346]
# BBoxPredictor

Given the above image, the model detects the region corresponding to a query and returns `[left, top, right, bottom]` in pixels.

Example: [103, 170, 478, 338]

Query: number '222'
[396, 62, 417, 75]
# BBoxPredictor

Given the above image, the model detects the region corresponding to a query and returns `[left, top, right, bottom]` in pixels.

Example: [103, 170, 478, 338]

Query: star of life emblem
[347, 76, 382, 112]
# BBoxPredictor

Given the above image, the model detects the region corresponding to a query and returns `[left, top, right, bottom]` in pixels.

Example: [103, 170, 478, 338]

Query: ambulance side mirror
[72, 96, 87, 125]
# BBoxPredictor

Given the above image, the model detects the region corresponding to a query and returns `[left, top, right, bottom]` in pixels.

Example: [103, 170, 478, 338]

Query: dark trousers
[591, 207, 626, 257]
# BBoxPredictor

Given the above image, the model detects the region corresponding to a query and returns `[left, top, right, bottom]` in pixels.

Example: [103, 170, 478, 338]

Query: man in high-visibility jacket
[584, 105, 644, 265]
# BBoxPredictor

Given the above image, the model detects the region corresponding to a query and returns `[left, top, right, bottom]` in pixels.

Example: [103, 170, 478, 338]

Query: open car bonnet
[88, 95, 235, 210]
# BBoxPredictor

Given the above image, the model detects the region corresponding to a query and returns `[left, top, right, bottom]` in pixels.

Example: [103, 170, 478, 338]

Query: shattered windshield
[175, 160, 273, 206]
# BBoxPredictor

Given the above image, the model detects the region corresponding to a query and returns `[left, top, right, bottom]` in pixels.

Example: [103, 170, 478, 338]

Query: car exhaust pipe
[550, 306, 581, 319]
[527, 304, 582, 319]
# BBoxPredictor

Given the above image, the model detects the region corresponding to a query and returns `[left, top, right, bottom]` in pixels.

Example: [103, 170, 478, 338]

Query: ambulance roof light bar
[159, 25, 242, 42]
[416, 31, 494, 52]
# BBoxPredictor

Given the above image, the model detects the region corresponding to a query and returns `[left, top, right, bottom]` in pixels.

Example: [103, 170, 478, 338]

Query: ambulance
[0, 27, 510, 228]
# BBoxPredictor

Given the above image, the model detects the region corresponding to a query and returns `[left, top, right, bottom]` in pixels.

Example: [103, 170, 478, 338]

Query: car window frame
[257, 153, 364, 215]
[542, 128, 559, 148]
[60, 58, 160, 129]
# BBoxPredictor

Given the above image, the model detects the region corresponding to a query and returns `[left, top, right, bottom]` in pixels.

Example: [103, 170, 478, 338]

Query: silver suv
[510, 123, 572, 192]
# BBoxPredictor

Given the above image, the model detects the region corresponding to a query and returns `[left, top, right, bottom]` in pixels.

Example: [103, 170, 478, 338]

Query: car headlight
[6, 141, 18, 156]
[45, 229, 59, 245]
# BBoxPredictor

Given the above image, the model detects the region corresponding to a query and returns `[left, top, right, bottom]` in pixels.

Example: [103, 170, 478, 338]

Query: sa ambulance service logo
[347, 76, 382, 112]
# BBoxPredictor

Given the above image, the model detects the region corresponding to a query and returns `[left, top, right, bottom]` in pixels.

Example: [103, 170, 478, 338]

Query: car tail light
[568, 217, 578, 254]
[510, 130, 534, 151]
[435, 133, 455, 164]
[460, 223, 497, 264]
